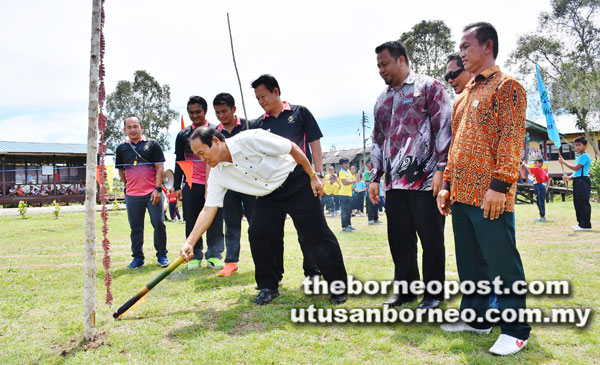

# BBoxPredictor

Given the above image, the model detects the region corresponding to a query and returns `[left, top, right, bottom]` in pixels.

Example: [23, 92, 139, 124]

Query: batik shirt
[443, 66, 527, 212]
[371, 71, 451, 191]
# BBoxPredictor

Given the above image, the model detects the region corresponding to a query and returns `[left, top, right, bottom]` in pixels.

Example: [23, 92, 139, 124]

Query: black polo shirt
[252, 102, 322, 163]
[218, 116, 254, 139]
[115, 137, 165, 196]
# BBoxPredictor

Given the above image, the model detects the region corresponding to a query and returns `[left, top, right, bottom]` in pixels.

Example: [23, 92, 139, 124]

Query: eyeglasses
[444, 68, 464, 82]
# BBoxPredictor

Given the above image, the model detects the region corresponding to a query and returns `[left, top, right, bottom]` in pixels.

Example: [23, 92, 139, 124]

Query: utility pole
[361, 111, 369, 171]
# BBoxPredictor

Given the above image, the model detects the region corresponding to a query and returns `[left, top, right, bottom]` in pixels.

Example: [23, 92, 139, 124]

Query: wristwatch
[155, 186, 162, 192]
[316, 171, 325, 178]
[436, 166, 446, 172]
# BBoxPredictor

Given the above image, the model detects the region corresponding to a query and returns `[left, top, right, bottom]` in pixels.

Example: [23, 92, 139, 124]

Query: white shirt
[204, 129, 298, 207]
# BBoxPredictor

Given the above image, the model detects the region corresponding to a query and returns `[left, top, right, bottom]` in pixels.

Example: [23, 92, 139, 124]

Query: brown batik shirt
[443, 65, 526, 212]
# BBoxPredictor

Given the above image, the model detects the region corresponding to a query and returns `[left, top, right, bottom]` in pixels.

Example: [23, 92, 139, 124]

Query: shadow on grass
[165, 288, 331, 340]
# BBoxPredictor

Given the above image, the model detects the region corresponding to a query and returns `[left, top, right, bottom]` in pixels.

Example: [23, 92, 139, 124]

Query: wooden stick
[113, 256, 185, 319]
[227, 13, 249, 129]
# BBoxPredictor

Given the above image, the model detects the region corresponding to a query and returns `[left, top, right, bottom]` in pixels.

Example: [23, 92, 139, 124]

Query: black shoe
[254, 288, 279, 305]
[330, 293, 347, 305]
[417, 298, 442, 309]
[383, 294, 416, 307]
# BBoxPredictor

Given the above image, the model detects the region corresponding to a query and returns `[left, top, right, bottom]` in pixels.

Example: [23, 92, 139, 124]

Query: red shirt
[168, 191, 177, 203]
[530, 166, 549, 184]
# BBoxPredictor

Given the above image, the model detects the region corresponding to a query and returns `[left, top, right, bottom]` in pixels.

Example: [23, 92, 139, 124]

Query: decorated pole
[84, 0, 102, 342]
[113, 256, 185, 319]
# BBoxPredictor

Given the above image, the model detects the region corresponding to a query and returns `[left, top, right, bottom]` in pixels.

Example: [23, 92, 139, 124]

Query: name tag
[402, 98, 413, 104]
[473, 100, 480, 107]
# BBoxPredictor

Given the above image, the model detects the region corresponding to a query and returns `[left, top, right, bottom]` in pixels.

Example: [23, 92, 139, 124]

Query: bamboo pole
[84, 0, 101, 342]
[226, 13, 248, 128]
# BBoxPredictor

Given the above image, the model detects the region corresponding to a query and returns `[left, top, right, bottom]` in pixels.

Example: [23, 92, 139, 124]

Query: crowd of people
[321, 163, 385, 226]
[109, 21, 594, 357]
[2, 184, 84, 197]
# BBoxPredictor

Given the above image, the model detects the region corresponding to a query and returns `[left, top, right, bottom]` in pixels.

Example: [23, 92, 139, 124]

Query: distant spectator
[521, 158, 549, 222]
[353, 172, 367, 216]
[559, 136, 592, 231]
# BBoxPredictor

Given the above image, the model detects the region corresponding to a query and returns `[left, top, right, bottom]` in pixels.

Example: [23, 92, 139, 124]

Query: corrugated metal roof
[532, 113, 599, 135]
[0, 141, 88, 154]
[323, 147, 371, 164]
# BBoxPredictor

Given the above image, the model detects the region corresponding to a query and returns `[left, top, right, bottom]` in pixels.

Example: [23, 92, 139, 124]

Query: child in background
[522, 158, 550, 222]
[559, 136, 592, 231]
[167, 188, 182, 222]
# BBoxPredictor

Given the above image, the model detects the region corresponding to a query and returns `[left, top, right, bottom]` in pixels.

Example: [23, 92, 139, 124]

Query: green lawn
[0, 201, 598, 364]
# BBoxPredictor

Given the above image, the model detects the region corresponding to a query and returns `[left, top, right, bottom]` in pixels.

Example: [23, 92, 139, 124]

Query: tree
[105, 70, 178, 151]
[399, 20, 455, 81]
[507, 0, 600, 156]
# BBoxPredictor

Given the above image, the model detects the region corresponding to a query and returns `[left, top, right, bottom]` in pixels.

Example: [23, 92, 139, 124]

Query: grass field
[0, 201, 598, 364]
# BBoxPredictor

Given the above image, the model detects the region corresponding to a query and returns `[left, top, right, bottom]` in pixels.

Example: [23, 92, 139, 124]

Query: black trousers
[222, 190, 256, 263]
[339, 195, 353, 228]
[385, 189, 445, 300]
[249, 168, 347, 290]
[182, 183, 224, 260]
[573, 177, 592, 229]
[366, 192, 379, 221]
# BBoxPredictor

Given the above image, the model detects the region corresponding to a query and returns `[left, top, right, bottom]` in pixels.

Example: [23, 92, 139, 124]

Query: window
[547, 143, 575, 161]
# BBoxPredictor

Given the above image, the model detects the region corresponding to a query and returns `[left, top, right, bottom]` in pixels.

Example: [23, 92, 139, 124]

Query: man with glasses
[444, 52, 472, 95]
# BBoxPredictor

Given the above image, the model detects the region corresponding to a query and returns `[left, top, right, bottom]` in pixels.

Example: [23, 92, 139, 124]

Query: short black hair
[339, 158, 349, 164]
[375, 41, 410, 66]
[187, 96, 208, 113]
[574, 136, 588, 145]
[535, 158, 544, 164]
[251, 74, 281, 95]
[447, 52, 464, 68]
[463, 22, 499, 59]
[189, 126, 225, 147]
[213, 93, 235, 108]
[123, 114, 141, 128]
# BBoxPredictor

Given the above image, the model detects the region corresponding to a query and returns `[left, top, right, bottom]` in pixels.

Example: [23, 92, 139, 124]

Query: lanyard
[128, 141, 150, 166]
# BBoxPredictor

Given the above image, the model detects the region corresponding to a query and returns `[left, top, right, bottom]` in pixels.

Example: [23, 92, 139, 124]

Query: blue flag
[535, 64, 561, 148]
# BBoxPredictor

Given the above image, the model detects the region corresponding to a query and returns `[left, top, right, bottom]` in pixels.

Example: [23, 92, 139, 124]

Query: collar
[470, 65, 501, 85]
[217, 115, 242, 131]
[126, 135, 147, 143]
[263, 101, 291, 120]
[191, 119, 210, 130]
[387, 71, 415, 91]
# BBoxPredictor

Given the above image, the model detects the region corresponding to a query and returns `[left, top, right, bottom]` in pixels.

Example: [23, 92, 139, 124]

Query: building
[0, 141, 91, 205]
[322, 146, 370, 173]
[529, 114, 599, 177]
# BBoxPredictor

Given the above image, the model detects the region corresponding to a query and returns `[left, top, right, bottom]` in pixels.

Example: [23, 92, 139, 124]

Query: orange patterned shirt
[443, 66, 526, 212]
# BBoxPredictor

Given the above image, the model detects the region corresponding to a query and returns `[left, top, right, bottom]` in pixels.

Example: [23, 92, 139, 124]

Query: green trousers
[452, 202, 531, 340]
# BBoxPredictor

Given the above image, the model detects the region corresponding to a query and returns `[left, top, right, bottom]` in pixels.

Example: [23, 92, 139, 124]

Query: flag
[181, 115, 185, 130]
[177, 161, 194, 189]
[535, 64, 561, 148]
[106, 165, 115, 192]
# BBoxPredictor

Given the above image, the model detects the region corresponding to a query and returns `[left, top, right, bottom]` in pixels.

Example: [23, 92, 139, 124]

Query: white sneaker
[440, 320, 492, 334]
[572, 225, 580, 229]
[489, 334, 527, 356]
[573, 226, 592, 231]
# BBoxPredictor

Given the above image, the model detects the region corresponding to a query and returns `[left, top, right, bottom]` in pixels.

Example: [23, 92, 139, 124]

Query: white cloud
[0, 0, 551, 148]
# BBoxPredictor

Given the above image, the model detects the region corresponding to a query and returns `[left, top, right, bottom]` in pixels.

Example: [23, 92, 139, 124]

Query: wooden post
[84, 0, 101, 342]
[2, 156, 5, 198]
